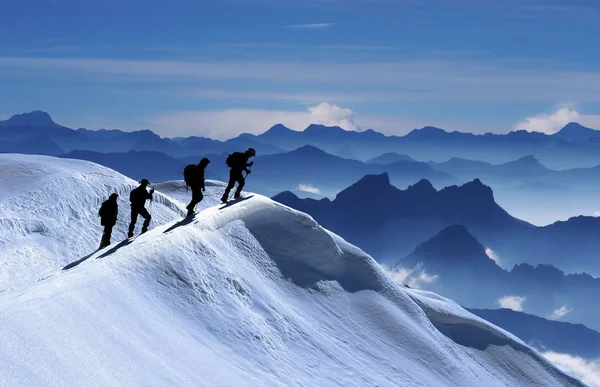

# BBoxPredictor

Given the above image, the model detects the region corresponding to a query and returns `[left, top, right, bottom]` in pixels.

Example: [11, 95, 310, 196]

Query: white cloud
[307, 103, 358, 130]
[287, 23, 333, 29]
[485, 248, 501, 266]
[515, 107, 600, 134]
[298, 184, 321, 195]
[550, 305, 572, 320]
[381, 264, 438, 290]
[146, 102, 358, 139]
[497, 295, 526, 311]
[544, 352, 600, 387]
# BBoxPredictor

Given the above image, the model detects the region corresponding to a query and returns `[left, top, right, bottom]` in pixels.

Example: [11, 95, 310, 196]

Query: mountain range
[4, 111, 600, 170]
[0, 111, 283, 158]
[468, 307, 600, 359]
[398, 224, 600, 332]
[238, 121, 600, 169]
[273, 173, 600, 276]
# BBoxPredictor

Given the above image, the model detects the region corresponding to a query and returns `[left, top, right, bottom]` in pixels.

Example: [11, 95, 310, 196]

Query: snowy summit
[0, 155, 586, 386]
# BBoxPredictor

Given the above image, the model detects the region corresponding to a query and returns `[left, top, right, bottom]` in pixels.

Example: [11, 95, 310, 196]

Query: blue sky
[2, 0, 600, 139]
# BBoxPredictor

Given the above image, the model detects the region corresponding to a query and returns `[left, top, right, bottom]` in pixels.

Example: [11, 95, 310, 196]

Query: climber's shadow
[218, 195, 254, 210]
[163, 215, 196, 234]
[62, 251, 98, 271]
[97, 239, 134, 259]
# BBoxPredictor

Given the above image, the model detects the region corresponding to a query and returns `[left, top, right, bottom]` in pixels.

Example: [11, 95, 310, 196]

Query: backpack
[98, 201, 108, 218]
[130, 188, 140, 204]
[183, 164, 197, 186]
[226, 152, 242, 168]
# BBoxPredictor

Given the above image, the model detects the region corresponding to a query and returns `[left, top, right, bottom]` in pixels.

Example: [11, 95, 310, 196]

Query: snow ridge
[0, 154, 184, 292]
[0, 189, 586, 386]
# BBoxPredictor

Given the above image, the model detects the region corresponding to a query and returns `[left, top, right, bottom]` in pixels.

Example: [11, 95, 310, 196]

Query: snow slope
[0, 154, 184, 292]
[0, 192, 585, 386]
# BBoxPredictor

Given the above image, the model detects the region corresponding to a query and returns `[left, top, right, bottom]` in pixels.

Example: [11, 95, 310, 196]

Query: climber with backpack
[183, 157, 211, 217]
[127, 178, 154, 238]
[98, 193, 119, 249]
[221, 148, 256, 203]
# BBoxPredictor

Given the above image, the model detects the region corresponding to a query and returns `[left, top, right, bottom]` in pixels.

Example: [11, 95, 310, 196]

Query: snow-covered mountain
[0, 154, 184, 292]
[0, 193, 585, 386]
[0, 156, 588, 385]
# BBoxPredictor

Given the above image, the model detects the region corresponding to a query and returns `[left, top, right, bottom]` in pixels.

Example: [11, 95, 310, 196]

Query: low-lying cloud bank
[147, 102, 358, 139]
[381, 264, 438, 290]
[515, 107, 600, 134]
[544, 352, 600, 387]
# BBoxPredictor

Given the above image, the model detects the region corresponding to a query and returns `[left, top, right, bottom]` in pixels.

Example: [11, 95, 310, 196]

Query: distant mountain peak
[407, 225, 492, 265]
[259, 124, 296, 138]
[290, 145, 329, 156]
[462, 178, 492, 193]
[406, 179, 436, 194]
[1, 111, 61, 129]
[267, 123, 293, 133]
[553, 122, 599, 139]
[304, 124, 347, 133]
[504, 155, 546, 169]
[335, 173, 394, 203]
[405, 126, 448, 139]
[356, 172, 391, 187]
[366, 152, 416, 164]
[561, 122, 591, 131]
[272, 190, 301, 203]
[516, 155, 538, 162]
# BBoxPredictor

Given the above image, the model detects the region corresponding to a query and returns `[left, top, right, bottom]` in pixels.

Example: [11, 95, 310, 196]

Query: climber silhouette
[221, 148, 255, 203]
[128, 179, 154, 237]
[184, 157, 210, 217]
[98, 193, 118, 249]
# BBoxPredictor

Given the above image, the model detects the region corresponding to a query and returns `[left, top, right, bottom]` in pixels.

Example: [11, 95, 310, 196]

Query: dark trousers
[187, 185, 204, 213]
[100, 224, 114, 248]
[223, 169, 245, 199]
[129, 207, 151, 235]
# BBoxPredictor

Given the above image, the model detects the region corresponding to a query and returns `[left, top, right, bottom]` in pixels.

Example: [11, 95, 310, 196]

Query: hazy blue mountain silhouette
[181, 145, 457, 198]
[236, 121, 600, 169]
[403, 225, 501, 272]
[468, 308, 600, 359]
[274, 173, 528, 261]
[429, 155, 553, 185]
[5, 111, 600, 168]
[552, 122, 600, 142]
[0, 137, 64, 156]
[428, 154, 600, 225]
[366, 152, 416, 164]
[0, 111, 285, 158]
[397, 225, 600, 332]
[0, 111, 62, 129]
[273, 174, 600, 275]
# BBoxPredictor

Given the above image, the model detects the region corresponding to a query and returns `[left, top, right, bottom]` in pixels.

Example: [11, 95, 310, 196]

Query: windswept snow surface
[0, 154, 184, 291]
[0, 193, 585, 386]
